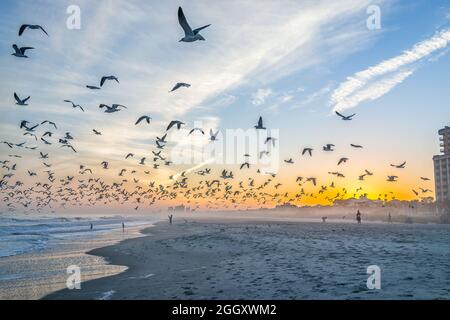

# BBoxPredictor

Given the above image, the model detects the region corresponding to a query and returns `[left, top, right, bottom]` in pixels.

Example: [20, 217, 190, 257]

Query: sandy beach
[44, 219, 450, 300]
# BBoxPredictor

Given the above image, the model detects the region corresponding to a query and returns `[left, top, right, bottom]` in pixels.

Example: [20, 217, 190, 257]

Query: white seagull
[178, 7, 211, 42]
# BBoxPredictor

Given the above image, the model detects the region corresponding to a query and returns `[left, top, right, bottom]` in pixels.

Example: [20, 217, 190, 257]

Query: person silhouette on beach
[388, 212, 392, 223]
[356, 210, 362, 224]
[168, 214, 173, 224]
[90, 223, 93, 231]
[122, 222, 125, 232]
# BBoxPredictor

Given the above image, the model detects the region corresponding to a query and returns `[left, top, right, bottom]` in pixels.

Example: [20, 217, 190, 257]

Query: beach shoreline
[0, 217, 158, 300]
[43, 218, 450, 300]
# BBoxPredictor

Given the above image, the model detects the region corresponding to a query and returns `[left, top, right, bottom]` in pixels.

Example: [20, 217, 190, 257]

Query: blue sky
[0, 0, 449, 210]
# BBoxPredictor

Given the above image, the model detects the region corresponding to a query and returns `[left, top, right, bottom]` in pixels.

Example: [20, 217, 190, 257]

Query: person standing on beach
[122, 222, 125, 232]
[388, 212, 392, 223]
[90, 223, 93, 231]
[356, 210, 362, 224]
[168, 214, 173, 224]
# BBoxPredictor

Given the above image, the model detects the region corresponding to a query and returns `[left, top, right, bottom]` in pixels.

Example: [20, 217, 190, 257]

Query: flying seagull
[178, 7, 211, 42]
[170, 83, 191, 92]
[302, 148, 313, 157]
[254, 117, 266, 130]
[11, 44, 34, 58]
[20, 120, 29, 129]
[100, 75, 119, 87]
[265, 137, 277, 147]
[189, 128, 205, 135]
[60, 144, 77, 153]
[64, 100, 84, 112]
[157, 134, 167, 143]
[14, 93, 30, 106]
[99, 104, 127, 113]
[135, 116, 152, 125]
[41, 120, 57, 129]
[86, 85, 101, 90]
[337, 157, 349, 165]
[19, 24, 48, 36]
[167, 120, 185, 131]
[387, 175, 398, 182]
[93, 129, 102, 135]
[209, 129, 219, 141]
[335, 111, 356, 120]
[390, 161, 406, 169]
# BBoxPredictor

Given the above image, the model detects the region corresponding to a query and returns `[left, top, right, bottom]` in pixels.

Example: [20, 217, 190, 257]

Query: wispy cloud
[331, 28, 450, 112]
[252, 88, 273, 106]
[0, 0, 386, 180]
[290, 83, 333, 110]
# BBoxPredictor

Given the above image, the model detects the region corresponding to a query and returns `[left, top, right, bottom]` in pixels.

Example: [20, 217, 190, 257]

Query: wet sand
[44, 219, 450, 300]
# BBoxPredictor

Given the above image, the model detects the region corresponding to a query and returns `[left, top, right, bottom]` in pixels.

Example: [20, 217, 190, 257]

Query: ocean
[0, 215, 159, 299]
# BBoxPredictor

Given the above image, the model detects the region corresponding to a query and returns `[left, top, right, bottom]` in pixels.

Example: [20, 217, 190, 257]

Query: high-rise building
[433, 126, 450, 202]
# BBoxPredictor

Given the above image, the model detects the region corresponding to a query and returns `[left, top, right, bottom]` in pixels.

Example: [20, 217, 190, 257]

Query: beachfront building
[168, 204, 187, 212]
[433, 126, 450, 203]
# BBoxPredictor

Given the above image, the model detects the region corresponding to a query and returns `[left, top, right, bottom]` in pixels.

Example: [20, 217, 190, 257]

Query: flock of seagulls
[0, 8, 433, 215]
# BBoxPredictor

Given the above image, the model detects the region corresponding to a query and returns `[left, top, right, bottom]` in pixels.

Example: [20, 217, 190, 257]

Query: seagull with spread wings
[41, 120, 57, 129]
[19, 24, 48, 36]
[100, 75, 119, 87]
[178, 7, 211, 42]
[254, 116, 266, 130]
[209, 129, 219, 141]
[167, 120, 185, 131]
[11, 44, 34, 58]
[64, 100, 84, 112]
[14, 93, 30, 106]
[390, 161, 406, 169]
[99, 104, 127, 113]
[170, 83, 191, 92]
[335, 111, 356, 120]
[135, 116, 152, 125]
[189, 128, 205, 135]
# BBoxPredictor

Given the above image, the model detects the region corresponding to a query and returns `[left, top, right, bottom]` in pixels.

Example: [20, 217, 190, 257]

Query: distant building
[275, 203, 299, 210]
[433, 126, 450, 202]
[168, 204, 186, 212]
[334, 196, 383, 207]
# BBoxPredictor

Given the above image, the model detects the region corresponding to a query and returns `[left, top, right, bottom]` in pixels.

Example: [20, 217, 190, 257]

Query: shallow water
[0, 216, 157, 299]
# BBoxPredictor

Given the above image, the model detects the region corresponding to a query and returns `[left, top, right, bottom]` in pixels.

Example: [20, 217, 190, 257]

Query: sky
[0, 0, 449, 213]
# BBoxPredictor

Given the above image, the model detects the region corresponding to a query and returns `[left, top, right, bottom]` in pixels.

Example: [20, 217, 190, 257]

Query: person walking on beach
[90, 223, 93, 231]
[388, 212, 392, 223]
[122, 222, 125, 233]
[356, 210, 362, 224]
[168, 214, 173, 224]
